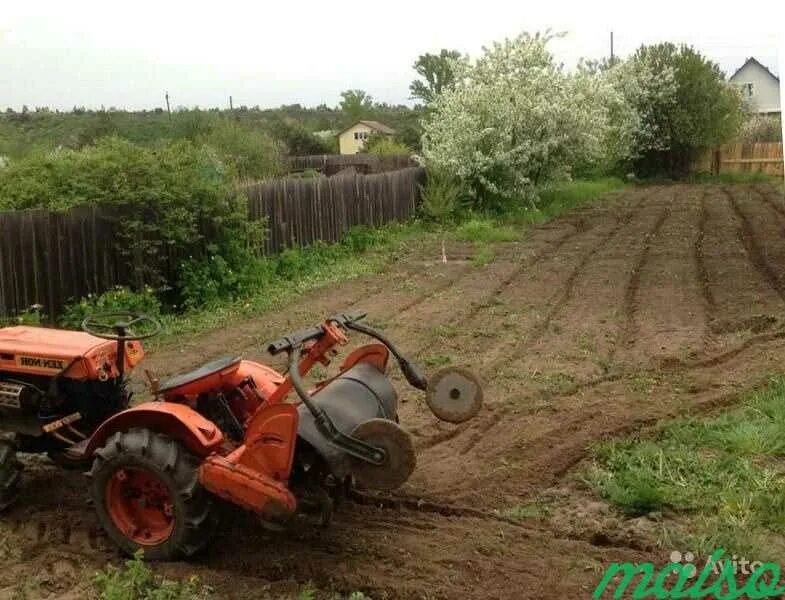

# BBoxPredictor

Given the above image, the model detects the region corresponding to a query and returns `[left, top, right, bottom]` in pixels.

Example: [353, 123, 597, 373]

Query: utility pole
[610, 31, 615, 65]
[165, 92, 172, 121]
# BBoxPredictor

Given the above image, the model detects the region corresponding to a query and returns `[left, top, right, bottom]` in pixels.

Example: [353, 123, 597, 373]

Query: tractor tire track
[616, 197, 672, 355]
[484, 196, 647, 375]
[693, 189, 716, 328]
[755, 184, 785, 220]
[725, 186, 785, 302]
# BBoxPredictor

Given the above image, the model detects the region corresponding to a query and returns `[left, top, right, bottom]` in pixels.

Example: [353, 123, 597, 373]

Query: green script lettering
[593, 562, 655, 599]
[594, 549, 785, 600]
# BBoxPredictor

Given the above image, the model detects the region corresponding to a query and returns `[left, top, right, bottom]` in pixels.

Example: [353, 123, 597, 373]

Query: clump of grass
[471, 245, 495, 266]
[498, 501, 551, 521]
[431, 323, 459, 338]
[508, 177, 626, 226]
[533, 371, 575, 395]
[423, 354, 452, 367]
[93, 551, 209, 599]
[584, 375, 785, 558]
[453, 218, 520, 243]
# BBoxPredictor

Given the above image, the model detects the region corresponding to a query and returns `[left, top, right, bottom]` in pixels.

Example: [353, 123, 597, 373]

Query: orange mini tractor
[0, 310, 482, 559]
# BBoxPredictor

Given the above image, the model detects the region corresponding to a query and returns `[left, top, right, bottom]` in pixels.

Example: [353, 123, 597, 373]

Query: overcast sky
[1, 0, 782, 111]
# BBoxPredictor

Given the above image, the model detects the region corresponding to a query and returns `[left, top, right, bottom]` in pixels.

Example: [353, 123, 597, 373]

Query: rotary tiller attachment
[296, 360, 417, 491]
[274, 311, 483, 491]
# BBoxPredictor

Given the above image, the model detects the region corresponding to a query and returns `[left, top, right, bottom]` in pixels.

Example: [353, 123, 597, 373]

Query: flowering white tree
[422, 32, 621, 209]
[604, 56, 678, 162]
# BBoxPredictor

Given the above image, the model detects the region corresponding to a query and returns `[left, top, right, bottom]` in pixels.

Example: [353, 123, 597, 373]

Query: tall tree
[620, 43, 743, 176]
[410, 49, 462, 104]
[339, 89, 373, 121]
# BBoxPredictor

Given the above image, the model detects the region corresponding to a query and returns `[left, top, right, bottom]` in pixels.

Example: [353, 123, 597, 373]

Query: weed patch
[512, 177, 626, 225]
[453, 219, 520, 243]
[471, 245, 496, 266]
[93, 551, 210, 599]
[585, 375, 785, 558]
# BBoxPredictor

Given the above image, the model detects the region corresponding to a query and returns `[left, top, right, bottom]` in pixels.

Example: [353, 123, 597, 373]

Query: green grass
[471, 244, 496, 266]
[453, 218, 520, 243]
[498, 500, 551, 521]
[585, 375, 785, 558]
[147, 222, 428, 347]
[423, 353, 452, 368]
[689, 171, 781, 185]
[513, 177, 627, 224]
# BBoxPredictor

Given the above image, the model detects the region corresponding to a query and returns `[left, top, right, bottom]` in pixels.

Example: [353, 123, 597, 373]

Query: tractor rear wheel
[0, 440, 21, 511]
[89, 428, 215, 560]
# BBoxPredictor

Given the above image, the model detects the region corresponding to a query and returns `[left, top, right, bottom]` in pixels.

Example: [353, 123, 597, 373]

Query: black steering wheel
[81, 312, 162, 341]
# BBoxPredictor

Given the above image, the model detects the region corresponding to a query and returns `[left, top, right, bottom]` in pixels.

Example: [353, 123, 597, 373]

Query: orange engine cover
[0, 326, 144, 380]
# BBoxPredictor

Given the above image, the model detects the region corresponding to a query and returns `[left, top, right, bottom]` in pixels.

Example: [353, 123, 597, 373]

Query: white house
[729, 57, 781, 115]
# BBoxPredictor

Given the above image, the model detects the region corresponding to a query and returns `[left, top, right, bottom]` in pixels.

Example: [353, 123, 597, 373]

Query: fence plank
[694, 142, 784, 177]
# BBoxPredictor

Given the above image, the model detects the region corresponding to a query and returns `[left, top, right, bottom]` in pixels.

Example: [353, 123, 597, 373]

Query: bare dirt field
[3, 183, 785, 599]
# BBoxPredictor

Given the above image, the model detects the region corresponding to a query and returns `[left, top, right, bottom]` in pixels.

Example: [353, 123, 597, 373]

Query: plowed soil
[3, 183, 785, 599]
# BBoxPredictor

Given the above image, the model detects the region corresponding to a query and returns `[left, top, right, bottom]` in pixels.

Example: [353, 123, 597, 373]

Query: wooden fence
[694, 142, 784, 177]
[244, 167, 424, 254]
[0, 167, 425, 319]
[0, 206, 134, 320]
[288, 154, 415, 176]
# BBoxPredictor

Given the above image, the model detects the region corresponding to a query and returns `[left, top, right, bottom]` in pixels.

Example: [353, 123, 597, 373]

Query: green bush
[267, 118, 333, 156]
[177, 253, 271, 310]
[739, 114, 782, 143]
[625, 43, 744, 176]
[60, 286, 161, 329]
[168, 111, 283, 180]
[276, 243, 345, 280]
[341, 225, 393, 252]
[202, 120, 283, 180]
[177, 224, 395, 311]
[363, 132, 412, 156]
[93, 551, 209, 600]
[419, 170, 466, 222]
[0, 137, 263, 306]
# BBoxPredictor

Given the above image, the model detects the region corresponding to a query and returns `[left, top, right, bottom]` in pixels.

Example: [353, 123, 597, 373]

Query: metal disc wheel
[426, 367, 483, 424]
[348, 418, 416, 491]
[90, 428, 215, 560]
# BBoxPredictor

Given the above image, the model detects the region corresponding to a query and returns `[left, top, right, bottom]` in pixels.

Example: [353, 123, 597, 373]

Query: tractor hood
[0, 326, 144, 379]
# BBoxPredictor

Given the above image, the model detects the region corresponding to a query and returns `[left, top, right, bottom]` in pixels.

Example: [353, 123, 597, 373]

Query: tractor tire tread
[89, 428, 215, 560]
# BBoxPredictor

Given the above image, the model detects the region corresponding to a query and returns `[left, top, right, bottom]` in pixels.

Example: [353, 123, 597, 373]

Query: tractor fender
[84, 402, 224, 459]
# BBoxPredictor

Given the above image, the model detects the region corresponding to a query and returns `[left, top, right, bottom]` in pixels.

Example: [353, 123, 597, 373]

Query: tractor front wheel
[89, 428, 215, 560]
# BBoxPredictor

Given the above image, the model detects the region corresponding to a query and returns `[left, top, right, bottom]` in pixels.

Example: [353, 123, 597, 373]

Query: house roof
[338, 120, 396, 136]
[729, 57, 780, 83]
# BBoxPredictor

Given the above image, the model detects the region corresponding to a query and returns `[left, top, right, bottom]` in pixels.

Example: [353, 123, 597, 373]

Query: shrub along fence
[288, 154, 415, 176]
[0, 167, 425, 320]
[693, 142, 784, 177]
